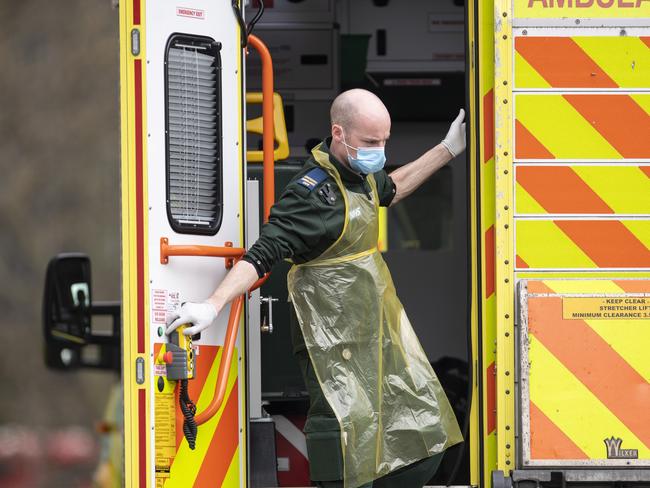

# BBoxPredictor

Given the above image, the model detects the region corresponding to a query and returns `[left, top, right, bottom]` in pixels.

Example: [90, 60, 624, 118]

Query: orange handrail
[195, 294, 244, 425]
[161, 237, 270, 287]
[248, 34, 275, 222]
[160, 238, 243, 265]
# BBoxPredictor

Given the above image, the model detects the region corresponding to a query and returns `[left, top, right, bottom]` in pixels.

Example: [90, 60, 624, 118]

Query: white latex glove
[440, 108, 467, 158]
[166, 301, 218, 336]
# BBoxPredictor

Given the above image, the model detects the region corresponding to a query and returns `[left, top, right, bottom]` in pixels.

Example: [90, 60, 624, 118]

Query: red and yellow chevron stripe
[478, 0, 498, 476]
[516, 165, 650, 215]
[515, 93, 650, 160]
[515, 36, 650, 89]
[154, 345, 241, 488]
[522, 279, 650, 464]
[516, 219, 650, 269]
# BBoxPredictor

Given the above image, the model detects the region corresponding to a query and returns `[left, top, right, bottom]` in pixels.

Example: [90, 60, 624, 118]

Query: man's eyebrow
[362, 135, 389, 142]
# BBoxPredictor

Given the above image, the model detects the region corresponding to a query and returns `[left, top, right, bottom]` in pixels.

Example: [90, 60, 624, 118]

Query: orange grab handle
[160, 237, 270, 290]
[195, 294, 244, 425]
[248, 34, 275, 223]
[160, 237, 244, 265]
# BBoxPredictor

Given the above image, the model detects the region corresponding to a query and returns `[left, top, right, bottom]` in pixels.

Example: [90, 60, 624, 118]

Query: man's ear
[331, 124, 343, 143]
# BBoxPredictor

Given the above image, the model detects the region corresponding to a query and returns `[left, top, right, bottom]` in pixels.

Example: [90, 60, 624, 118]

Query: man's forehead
[356, 129, 391, 141]
[350, 111, 391, 137]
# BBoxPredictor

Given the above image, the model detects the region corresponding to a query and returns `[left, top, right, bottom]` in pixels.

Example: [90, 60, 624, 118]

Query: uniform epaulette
[296, 167, 328, 191]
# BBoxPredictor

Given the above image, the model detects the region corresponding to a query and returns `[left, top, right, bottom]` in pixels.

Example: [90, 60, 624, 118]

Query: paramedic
[167, 89, 466, 487]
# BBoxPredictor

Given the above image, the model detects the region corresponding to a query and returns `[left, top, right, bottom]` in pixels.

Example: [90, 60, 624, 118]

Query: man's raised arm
[389, 109, 466, 205]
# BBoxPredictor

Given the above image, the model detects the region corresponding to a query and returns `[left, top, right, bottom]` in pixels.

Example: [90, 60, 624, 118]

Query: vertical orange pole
[195, 295, 244, 425]
[191, 36, 277, 425]
[247, 34, 275, 223]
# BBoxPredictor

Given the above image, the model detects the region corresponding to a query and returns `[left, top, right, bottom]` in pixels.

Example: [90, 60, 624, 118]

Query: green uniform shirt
[242, 137, 396, 275]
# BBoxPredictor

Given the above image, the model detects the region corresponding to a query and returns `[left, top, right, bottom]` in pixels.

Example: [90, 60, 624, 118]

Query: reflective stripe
[517, 219, 650, 269]
[516, 165, 650, 215]
[165, 349, 240, 487]
[516, 37, 617, 88]
[516, 95, 623, 160]
[525, 280, 650, 462]
[273, 415, 308, 459]
[530, 335, 650, 459]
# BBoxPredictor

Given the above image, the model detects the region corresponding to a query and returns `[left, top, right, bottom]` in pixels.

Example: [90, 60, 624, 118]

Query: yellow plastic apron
[287, 144, 463, 488]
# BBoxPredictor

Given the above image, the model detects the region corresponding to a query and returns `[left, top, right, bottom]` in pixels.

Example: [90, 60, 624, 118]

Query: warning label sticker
[154, 363, 167, 377]
[151, 289, 180, 325]
[563, 297, 650, 320]
[176, 7, 205, 20]
[155, 391, 176, 479]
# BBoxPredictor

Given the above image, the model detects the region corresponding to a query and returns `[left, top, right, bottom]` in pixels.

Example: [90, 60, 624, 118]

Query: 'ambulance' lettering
[528, 0, 647, 7]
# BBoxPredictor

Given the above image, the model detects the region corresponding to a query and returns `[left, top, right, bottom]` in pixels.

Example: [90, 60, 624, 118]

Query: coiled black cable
[231, 0, 265, 48]
[179, 379, 197, 450]
[231, 1, 248, 47]
[246, 0, 265, 38]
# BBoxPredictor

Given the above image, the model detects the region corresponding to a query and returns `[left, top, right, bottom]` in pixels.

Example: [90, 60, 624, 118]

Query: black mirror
[43, 253, 92, 369]
[42, 253, 121, 372]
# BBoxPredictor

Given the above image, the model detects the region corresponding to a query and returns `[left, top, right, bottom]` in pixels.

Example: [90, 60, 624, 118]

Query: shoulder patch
[296, 167, 328, 191]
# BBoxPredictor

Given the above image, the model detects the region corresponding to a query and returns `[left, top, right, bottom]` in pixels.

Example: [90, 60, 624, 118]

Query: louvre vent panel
[170, 154, 217, 164]
[168, 69, 216, 82]
[170, 202, 214, 214]
[168, 93, 217, 103]
[169, 90, 215, 102]
[168, 54, 215, 68]
[168, 50, 215, 64]
[169, 169, 217, 179]
[169, 113, 217, 124]
[168, 88, 217, 101]
[168, 123, 214, 135]
[169, 195, 216, 205]
[168, 133, 218, 143]
[176, 214, 217, 222]
[168, 80, 216, 91]
[169, 139, 218, 151]
[169, 153, 218, 163]
[169, 107, 216, 118]
[165, 36, 222, 232]
[170, 159, 218, 170]
[168, 54, 213, 64]
[170, 181, 217, 191]
[169, 98, 217, 110]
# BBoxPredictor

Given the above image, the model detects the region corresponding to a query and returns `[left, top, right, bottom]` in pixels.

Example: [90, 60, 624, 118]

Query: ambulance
[42, 0, 650, 487]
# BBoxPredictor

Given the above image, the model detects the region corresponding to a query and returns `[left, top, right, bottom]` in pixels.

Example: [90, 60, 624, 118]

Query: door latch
[260, 296, 279, 334]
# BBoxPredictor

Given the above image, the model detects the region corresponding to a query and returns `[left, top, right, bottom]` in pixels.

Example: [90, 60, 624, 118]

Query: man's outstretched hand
[440, 108, 466, 158]
[166, 301, 218, 336]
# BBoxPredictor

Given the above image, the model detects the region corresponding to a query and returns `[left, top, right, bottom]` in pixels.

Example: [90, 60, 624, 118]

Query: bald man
[168, 89, 466, 487]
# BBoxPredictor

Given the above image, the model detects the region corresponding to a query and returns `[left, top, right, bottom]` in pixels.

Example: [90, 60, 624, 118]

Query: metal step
[513, 468, 650, 484]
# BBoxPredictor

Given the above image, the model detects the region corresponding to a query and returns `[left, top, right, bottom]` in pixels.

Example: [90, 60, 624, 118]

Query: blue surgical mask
[342, 134, 386, 174]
